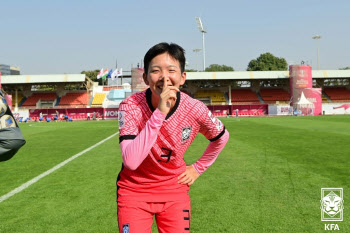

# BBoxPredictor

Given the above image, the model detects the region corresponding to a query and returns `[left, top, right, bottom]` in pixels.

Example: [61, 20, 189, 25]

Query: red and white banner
[103, 108, 119, 119]
[289, 65, 322, 115]
[289, 65, 313, 90]
[303, 88, 322, 115]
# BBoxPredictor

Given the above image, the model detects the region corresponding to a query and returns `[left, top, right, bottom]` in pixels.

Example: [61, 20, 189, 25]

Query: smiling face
[143, 52, 186, 107]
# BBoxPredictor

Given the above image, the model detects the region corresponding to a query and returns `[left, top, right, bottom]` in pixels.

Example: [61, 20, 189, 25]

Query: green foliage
[339, 66, 350, 70]
[185, 69, 198, 72]
[205, 64, 234, 72]
[81, 69, 100, 81]
[247, 52, 288, 71]
[81, 69, 105, 85]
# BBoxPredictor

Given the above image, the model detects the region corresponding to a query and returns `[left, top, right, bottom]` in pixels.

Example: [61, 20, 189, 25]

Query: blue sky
[1, 0, 349, 74]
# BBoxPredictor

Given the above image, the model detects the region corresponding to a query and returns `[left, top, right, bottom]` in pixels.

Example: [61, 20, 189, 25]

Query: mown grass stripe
[0, 132, 119, 203]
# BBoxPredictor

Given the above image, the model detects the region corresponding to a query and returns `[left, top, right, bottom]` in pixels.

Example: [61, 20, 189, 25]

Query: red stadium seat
[22, 93, 57, 107]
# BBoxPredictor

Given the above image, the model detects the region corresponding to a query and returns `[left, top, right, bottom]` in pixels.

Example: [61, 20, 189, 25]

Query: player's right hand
[157, 77, 179, 115]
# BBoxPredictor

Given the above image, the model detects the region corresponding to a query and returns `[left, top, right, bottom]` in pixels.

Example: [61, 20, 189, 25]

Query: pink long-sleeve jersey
[117, 88, 229, 202]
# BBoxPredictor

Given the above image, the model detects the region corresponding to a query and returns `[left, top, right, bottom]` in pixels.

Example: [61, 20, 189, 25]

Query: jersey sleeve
[119, 108, 166, 170]
[118, 100, 141, 142]
[192, 129, 229, 175]
[197, 102, 226, 141]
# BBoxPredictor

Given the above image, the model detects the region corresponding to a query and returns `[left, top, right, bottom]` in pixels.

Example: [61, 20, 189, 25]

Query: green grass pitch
[0, 116, 349, 232]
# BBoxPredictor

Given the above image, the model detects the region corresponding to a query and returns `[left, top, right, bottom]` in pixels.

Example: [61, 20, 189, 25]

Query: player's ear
[180, 72, 186, 86]
[143, 73, 149, 85]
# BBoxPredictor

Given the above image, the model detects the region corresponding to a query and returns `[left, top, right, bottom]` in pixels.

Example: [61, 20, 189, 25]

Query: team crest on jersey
[182, 126, 192, 142]
[122, 224, 129, 233]
[216, 119, 223, 131]
[118, 111, 125, 129]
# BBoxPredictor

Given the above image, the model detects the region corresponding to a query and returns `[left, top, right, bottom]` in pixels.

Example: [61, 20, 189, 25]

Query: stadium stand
[194, 90, 226, 105]
[103, 86, 124, 91]
[324, 87, 350, 102]
[103, 89, 132, 108]
[59, 92, 88, 107]
[180, 89, 192, 97]
[107, 89, 130, 101]
[212, 109, 229, 117]
[209, 104, 268, 117]
[55, 97, 61, 106]
[259, 88, 290, 103]
[18, 97, 27, 107]
[3, 69, 350, 119]
[322, 93, 330, 103]
[21, 93, 57, 107]
[9, 93, 23, 107]
[91, 93, 106, 107]
[237, 108, 266, 116]
[230, 89, 260, 104]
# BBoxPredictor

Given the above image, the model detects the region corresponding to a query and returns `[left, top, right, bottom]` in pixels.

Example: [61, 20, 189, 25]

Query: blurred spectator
[0, 89, 26, 162]
[54, 110, 59, 121]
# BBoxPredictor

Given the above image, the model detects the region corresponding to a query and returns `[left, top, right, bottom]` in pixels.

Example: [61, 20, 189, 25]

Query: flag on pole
[97, 68, 103, 79]
[111, 68, 119, 80]
[117, 68, 123, 77]
[100, 68, 109, 79]
[107, 69, 113, 78]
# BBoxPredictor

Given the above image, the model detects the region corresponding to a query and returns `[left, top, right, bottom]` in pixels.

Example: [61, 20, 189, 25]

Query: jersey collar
[146, 88, 181, 120]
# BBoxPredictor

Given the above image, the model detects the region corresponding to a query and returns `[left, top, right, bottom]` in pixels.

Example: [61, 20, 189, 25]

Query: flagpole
[115, 59, 118, 86]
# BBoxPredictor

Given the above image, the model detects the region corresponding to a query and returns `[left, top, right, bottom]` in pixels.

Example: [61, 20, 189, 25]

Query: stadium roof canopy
[186, 70, 350, 80]
[1, 74, 86, 85]
[1, 70, 350, 86]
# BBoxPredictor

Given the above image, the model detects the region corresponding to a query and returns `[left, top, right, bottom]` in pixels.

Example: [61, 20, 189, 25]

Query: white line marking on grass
[0, 132, 119, 203]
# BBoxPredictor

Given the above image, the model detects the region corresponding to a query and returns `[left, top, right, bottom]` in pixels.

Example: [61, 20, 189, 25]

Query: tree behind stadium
[247, 53, 287, 71]
[81, 70, 104, 85]
[205, 64, 234, 72]
[81, 70, 100, 81]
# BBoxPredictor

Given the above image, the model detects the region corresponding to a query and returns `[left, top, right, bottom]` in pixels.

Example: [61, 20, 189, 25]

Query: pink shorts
[117, 200, 191, 233]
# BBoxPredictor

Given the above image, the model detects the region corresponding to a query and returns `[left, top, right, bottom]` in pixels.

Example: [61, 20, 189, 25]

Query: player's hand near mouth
[158, 76, 179, 115]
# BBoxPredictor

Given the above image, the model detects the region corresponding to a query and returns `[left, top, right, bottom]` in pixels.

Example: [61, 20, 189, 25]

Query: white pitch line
[0, 132, 119, 203]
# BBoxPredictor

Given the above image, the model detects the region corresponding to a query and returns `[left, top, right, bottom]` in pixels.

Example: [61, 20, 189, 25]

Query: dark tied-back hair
[144, 42, 186, 74]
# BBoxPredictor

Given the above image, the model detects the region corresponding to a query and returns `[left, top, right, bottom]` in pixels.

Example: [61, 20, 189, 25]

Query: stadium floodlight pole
[312, 35, 321, 70]
[195, 17, 207, 71]
[193, 48, 202, 72]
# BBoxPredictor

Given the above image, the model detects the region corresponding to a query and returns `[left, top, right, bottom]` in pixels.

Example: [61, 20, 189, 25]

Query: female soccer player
[117, 42, 229, 233]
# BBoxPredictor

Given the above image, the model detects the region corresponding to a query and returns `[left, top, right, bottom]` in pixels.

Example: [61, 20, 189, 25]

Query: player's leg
[155, 200, 191, 233]
[117, 201, 153, 233]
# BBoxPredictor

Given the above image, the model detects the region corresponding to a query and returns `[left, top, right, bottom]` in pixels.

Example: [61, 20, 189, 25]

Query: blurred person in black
[0, 75, 26, 162]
